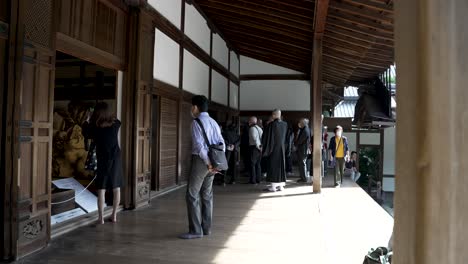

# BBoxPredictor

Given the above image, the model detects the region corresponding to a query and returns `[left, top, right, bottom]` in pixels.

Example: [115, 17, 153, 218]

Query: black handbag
[195, 118, 228, 171]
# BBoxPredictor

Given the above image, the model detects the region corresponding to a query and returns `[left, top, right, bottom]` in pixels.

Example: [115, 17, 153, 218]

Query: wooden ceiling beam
[325, 31, 386, 50]
[327, 12, 393, 34]
[222, 29, 312, 52]
[197, 3, 313, 31]
[232, 41, 309, 62]
[329, 1, 393, 23]
[342, 0, 393, 13]
[323, 36, 393, 57]
[240, 74, 310, 81]
[249, 0, 316, 12]
[198, 0, 314, 18]
[313, 0, 330, 35]
[325, 53, 389, 70]
[209, 16, 314, 42]
[324, 47, 394, 65]
[326, 24, 393, 46]
[322, 58, 357, 70]
[326, 18, 394, 41]
[325, 29, 394, 48]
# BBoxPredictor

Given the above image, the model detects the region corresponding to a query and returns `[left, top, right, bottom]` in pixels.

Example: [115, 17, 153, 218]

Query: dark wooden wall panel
[179, 102, 193, 183]
[56, 0, 127, 65]
[0, 1, 7, 22]
[159, 97, 178, 190]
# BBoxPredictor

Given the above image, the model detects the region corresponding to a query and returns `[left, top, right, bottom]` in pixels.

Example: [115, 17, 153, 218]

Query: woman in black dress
[83, 102, 123, 224]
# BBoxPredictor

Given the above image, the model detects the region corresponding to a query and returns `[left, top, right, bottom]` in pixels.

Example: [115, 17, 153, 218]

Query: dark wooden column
[311, 0, 329, 193]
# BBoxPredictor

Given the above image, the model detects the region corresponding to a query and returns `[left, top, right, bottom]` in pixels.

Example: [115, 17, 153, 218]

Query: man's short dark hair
[192, 95, 209, 112]
[351, 151, 357, 155]
[334, 125, 343, 133]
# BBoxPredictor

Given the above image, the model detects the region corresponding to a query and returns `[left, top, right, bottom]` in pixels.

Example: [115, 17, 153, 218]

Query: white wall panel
[230, 82, 239, 109]
[183, 50, 209, 96]
[212, 34, 229, 69]
[345, 132, 357, 153]
[240, 80, 310, 111]
[154, 29, 180, 87]
[360, 133, 381, 145]
[148, 0, 181, 28]
[383, 127, 396, 175]
[211, 70, 228, 105]
[230, 51, 239, 77]
[240, 56, 302, 75]
[184, 3, 211, 54]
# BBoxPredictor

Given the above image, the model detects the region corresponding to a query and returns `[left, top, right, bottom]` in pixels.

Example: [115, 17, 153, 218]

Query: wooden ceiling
[194, 0, 394, 87]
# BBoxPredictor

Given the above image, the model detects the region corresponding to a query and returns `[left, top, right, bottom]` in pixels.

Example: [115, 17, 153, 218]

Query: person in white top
[248, 116, 263, 184]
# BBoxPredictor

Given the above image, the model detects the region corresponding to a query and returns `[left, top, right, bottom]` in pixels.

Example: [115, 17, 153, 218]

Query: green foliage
[357, 147, 381, 187]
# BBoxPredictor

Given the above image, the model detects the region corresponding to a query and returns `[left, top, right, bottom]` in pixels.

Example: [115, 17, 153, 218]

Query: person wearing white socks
[261, 109, 288, 192]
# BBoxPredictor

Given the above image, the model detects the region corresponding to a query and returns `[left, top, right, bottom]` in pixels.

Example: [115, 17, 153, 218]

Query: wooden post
[393, 0, 468, 263]
[311, 0, 329, 193]
[312, 36, 323, 193]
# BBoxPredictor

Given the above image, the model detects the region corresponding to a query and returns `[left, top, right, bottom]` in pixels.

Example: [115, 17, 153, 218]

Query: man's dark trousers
[186, 155, 214, 235]
[249, 146, 262, 183]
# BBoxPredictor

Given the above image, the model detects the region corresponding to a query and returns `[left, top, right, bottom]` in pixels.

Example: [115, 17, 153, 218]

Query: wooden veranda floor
[18, 174, 393, 264]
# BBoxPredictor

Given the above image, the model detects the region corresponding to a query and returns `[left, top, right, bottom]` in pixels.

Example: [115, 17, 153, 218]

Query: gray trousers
[186, 155, 214, 235]
[299, 154, 309, 181]
[334, 157, 345, 184]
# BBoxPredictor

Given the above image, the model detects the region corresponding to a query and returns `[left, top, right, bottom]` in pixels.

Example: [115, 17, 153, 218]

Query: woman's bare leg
[97, 189, 105, 224]
[112, 188, 121, 222]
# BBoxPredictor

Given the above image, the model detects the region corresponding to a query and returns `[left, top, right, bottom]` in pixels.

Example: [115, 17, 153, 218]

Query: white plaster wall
[360, 133, 381, 145]
[240, 56, 302, 75]
[183, 50, 209, 97]
[230, 82, 239, 109]
[240, 80, 310, 111]
[212, 33, 229, 69]
[230, 51, 239, 77]
[148, 0, 181, 29]
[211, 70, 228, 106]
[154, 29, 180, 87]
[383, 127, 396, 175]
[184, 3, 211, 54]
[345, 132, 357, 153]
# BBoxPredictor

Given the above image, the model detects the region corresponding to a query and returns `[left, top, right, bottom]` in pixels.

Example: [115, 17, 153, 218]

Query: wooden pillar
[312, 36, 323, 193]
[393, 0, 468, 263]
[311, 0, 329, 193]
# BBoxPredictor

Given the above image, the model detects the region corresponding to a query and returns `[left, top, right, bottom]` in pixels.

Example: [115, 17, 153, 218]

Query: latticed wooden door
[14, 0, 55, 258]
[134, 12, 153, 205]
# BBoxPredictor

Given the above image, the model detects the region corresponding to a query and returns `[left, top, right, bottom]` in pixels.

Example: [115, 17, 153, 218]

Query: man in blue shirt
[179, 95, 225, 239]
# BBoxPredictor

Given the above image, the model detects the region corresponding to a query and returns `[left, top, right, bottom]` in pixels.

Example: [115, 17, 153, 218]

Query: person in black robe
[262, 109, 288, 192]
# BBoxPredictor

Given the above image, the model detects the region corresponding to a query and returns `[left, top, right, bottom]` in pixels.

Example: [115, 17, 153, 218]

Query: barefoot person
[82, 102, 123, 224]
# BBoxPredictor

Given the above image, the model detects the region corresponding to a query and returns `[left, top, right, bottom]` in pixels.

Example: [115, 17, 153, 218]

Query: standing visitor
[222, 122, 240, 184]
[248, 116, 263, 184]
[295, 118, 311, 183]
[82, 102, 123, 224]
[262, 109, 288, 192]
[328, 125, 349, 187]
[180, 95, 225, 239]
[240, 122, 251, 174]
[285, 124, 294, 176]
